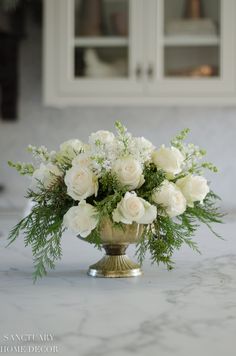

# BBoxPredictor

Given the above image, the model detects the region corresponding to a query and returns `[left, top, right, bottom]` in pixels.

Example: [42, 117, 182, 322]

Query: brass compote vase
[87, 219, 143, 278]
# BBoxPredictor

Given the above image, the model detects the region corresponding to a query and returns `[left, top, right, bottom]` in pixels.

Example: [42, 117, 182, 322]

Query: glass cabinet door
[56, 0, 143, 98]
[164, 0, 220, 78]
[147, 0, 235, 97]
[74, 0, 129, 79]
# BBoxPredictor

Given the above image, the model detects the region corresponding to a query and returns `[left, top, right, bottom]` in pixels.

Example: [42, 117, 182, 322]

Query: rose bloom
[63, 201, 98, 237]
[152, 145, 184, 176]
[112, 192, 157, 224]
[89, 130, 115, 145]
[152, 180, 186, 217]
[30, 163, 62, 191]
[176, 175, 209, 207]
[64, 166, 98, 201]
[112, 157, 144, 190]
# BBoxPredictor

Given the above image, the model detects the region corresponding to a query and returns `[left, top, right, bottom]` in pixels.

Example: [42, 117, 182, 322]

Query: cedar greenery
[8, 178, 73, 282]
[136, 191, 223, 270]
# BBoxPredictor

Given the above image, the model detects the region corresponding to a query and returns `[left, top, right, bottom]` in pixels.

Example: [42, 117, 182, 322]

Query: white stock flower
[152, 180, 186, 217]
[49, 150, 57, 162]
[30, 163, 62, 191]
[65, 166, 98, 201]
[112, 192, 157, 225]
[112, 157, 144, 190]
[89, 130, 115, 145]
[63, 201, 98, 237]
[176, 175, 209, 207]
[60, 139, 84, 159]
[134, 137, 155, 162]
[72, 152, 91, 168]
[152, 146, 185, 176]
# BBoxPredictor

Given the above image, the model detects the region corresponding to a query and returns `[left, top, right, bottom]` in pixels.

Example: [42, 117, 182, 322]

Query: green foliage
[137, 163, 165, 200]
[91, 170, 127, 219]
[7, 178, 73, 282]
[136, 190, 223, 269]
[185, 191, 224, 237]
[94, 190, 125, 222]
[8, 161, 35, 176]
[84, 227, 102, 249]
[115, 121, 130, 154]
[96, 171, 124, 199]
[27, 144, 50, 161]
[201, 162, 218, 173]
[171, 128, 218, 175]
[136, 215, 199, 270]
[171, 128, 190, 148]
[115, 120, 127, 136]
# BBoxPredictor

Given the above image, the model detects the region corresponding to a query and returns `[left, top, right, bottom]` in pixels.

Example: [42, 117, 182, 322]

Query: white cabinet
[44, 0, 236, 106]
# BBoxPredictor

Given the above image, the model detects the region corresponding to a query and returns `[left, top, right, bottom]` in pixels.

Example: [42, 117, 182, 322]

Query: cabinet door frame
[43, 0, 144, 107]
[44, 0, 236, 106]
[146, 0, 236, 99]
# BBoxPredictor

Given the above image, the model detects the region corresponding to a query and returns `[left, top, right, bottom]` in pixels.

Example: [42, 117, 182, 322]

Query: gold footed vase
[88, 219, 143, 278]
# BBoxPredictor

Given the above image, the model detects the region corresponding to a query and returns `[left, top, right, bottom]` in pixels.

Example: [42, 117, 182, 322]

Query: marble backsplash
[0, 17, 235, 214]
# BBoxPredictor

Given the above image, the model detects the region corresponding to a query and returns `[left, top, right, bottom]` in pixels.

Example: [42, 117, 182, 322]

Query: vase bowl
[88, 219, 143, 278]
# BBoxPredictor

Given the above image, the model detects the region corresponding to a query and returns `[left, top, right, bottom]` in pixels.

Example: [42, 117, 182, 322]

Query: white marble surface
[0, 213, 236, 356]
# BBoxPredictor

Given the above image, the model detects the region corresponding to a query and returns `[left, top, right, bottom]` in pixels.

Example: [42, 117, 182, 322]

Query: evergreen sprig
[7, 178, 73, 282]
[8, 161, 35, 176]
[137, 163, 166, 200]
[136, 190, 223, 269]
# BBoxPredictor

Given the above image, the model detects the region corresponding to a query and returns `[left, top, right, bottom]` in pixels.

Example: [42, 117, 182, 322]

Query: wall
[0, 16, 235, 213]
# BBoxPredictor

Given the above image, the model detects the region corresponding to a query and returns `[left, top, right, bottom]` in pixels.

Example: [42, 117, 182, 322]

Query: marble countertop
[0, 213, 235, 356]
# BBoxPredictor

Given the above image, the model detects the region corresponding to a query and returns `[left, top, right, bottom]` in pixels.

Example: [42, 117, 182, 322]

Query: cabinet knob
[147, 64, 154, 78]
[135, 64, 142, 78]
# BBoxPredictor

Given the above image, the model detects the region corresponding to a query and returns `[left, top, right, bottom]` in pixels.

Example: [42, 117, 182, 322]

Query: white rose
[72, 153, 91, 168]
[65, 165, 98, 201]
[63, 201, 98, 237]
[112, 192, 157, 225]
[60, 139, 84, 159]
[176, 175, 209, 207]
[112, 157, 144, 190]
[152, 146, 185, 176]
[152, 180, 186, 217]
[30, 163, 62, 191]
[89, 130, 115, 145]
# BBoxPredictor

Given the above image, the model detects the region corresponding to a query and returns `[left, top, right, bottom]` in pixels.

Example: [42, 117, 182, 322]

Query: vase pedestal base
[88, 244, 142, 278]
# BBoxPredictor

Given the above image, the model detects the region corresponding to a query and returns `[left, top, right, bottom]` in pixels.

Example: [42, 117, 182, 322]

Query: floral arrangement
[8, 122, 223, 281]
